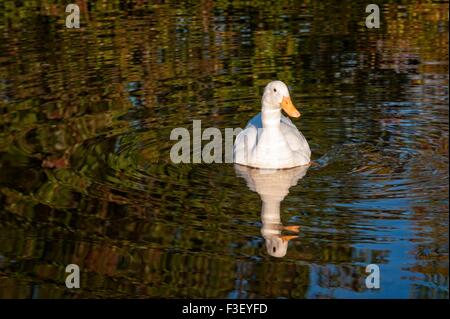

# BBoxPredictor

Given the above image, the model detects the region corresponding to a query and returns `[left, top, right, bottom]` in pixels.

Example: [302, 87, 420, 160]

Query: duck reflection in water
[234, 164, 309, 258]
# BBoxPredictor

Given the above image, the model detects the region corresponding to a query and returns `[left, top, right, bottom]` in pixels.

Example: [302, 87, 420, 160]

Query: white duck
[234, 81, 311, 169]
[234, 164, 309, 258]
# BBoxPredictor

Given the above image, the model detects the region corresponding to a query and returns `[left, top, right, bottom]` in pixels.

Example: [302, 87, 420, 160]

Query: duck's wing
[234, 113, 262, 163]
[280, 115, 311, 156]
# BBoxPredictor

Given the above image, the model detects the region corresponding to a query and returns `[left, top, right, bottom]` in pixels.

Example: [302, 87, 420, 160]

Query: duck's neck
[261, 199, 281, 224]
[260, 196, 282, 237]
[262, 102, 281, 128]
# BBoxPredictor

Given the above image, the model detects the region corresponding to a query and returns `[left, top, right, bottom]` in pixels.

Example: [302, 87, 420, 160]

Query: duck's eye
[273, 88, 277, 92]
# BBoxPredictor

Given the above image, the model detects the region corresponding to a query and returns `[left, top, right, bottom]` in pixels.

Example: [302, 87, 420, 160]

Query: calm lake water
[0, 1, 448, 298]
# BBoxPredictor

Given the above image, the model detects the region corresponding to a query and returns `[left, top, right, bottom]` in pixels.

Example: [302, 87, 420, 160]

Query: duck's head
[262, 80, 300, 118]
[265, 235, 297, 258]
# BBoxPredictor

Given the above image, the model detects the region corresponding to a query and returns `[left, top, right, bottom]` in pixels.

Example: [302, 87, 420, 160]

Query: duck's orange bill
[281, 96, 301, 118]
[283, 225, 300, 233]
[281, 235, 298, 242]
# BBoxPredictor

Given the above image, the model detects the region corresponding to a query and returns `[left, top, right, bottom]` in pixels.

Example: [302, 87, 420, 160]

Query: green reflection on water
[0, 0, 448, 298]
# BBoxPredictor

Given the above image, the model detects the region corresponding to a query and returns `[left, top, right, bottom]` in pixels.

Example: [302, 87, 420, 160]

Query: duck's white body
[234, 81, 311, 169]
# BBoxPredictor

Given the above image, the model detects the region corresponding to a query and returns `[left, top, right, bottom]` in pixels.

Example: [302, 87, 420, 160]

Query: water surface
[0, 1, 448, 298]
